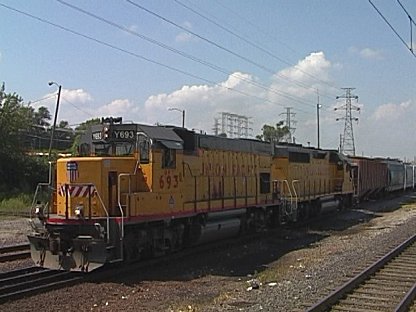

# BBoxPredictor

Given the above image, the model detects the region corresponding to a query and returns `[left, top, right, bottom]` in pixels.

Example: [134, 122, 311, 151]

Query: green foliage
[256, 121, 290, 143]
[33, 105, 51, 126]
[0, 194, 32, 214]
[0, 151, 49, 196]
[70, 117, 101, 155]
[0, 83, 32, 152]
[75, 118, 101, 131]
[0, 83, 50, 196]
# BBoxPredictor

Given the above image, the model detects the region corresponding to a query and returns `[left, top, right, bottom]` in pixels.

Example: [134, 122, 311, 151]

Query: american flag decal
[66, 161, 79, 182]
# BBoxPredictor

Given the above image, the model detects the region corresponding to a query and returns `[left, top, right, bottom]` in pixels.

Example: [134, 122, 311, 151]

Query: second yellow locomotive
[28, 118, 354, 271]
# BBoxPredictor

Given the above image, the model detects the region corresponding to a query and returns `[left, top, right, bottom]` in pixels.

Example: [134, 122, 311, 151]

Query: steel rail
[306, 233, 416, 312]
[0, 243, 31, 263]
[0, 269, 84, 303]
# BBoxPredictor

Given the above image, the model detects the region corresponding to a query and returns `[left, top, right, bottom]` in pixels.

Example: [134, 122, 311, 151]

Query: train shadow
[96, 191, 416, 286]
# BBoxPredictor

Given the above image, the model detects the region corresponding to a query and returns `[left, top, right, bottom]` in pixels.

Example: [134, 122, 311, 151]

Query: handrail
[117, 174, 129, 238]
[63, 183, 110, 242]
[282, 179, 293, 205]
[182, 161, 195, 177]
[30, 182, 50, 221]
[291, 180, 299, 210]
[275, 179, 297, 219]
[91, 187, 110, 241]
[117, 173, 132, 262]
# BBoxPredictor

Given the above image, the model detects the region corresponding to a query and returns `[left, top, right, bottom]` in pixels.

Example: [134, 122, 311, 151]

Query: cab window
[162, 148, 176, 168]
[139, 140, 150, 163]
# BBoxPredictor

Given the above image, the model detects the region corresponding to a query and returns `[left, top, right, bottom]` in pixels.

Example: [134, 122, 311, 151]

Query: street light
[317, 103, 322, 149]
[316, 89, 322, 149]
[48, 81, 62, 159]
[168, 107, 185, 128]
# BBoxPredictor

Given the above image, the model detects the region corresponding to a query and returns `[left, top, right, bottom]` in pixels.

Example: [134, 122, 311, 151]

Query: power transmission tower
[280, 107, 296, 143]
[214, 112, 253, 138]
[212, 118, 220, 136]
[335, 88, 360, 156]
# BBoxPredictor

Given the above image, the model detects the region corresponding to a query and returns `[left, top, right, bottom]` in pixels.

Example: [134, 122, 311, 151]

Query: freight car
[349, 156, 388, 201]
[28, 118, 355, 272]
[349, 157, 415, 202]
[404, 163, 415, 190]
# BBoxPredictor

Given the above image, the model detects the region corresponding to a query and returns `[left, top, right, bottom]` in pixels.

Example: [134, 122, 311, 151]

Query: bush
[0, 153, 49, 197]
[0, 193, 32, 215]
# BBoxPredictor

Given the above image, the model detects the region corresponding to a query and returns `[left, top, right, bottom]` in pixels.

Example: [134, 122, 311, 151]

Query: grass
[0, 194, 32, 216]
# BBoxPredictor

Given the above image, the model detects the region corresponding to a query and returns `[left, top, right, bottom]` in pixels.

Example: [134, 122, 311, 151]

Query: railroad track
[306, 233, 416, 312]
[0, 243, 31, 262]
[0, 266, 85, 303]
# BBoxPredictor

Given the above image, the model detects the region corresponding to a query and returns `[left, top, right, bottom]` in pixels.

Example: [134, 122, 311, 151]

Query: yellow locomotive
[28, 118, 354, 271]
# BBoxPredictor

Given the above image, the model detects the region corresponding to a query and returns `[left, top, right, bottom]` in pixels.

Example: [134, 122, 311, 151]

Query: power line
[1, 1, 315, 117]
[173, 0, 340, 97]
[54, 0, 318, 111]
[61, 97, 94, 118]
[211, 0, 298, 56]
[0, 3, 214, 85]
[397, 0, 416, 53]
[28, 94, 56, 105]
[126, 0, 336, 101]
[1, 0, 324, 133]
[369, 0, 416, 58]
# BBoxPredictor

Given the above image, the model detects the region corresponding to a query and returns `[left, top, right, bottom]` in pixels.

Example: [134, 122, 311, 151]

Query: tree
[58, 120, 70, 128]
[0, 83, 48, 196]
[256, 121, 290, 143]
[33, 106, 51, 127]
[70, 118, 101, 154]
[0, 83, 32, 152]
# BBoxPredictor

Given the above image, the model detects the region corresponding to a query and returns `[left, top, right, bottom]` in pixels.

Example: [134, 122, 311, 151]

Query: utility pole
[317, 89, 322, 149]
[48, 81, 62, 160]
[335, 88, 360, 156]
[280, 107, 296, 143]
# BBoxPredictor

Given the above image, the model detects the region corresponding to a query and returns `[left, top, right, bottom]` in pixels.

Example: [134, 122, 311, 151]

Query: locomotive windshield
[93, 139, 135, 156]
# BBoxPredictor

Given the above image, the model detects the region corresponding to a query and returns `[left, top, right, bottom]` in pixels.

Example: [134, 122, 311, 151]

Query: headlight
[75, 204, 84, 218]
[35, 203, 46, 223]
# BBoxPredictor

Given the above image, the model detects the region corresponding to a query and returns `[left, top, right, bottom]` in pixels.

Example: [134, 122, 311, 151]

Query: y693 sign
[113, 130, 135, 140]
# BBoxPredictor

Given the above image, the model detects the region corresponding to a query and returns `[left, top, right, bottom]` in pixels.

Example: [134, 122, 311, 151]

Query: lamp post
[317, 103, 322, 149]
[316, 89, 321, 149]
[48, 81, 62, 159]
[168, 107, 185, 128]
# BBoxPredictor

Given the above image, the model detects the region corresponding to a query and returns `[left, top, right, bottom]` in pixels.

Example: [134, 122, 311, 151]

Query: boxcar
[350, 156, 388, 201]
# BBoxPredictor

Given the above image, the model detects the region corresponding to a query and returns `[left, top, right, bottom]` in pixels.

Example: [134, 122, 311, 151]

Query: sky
[1, 0, 416, 160]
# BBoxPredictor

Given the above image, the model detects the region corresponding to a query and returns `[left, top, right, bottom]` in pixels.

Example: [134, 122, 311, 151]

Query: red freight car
[350, 156, 388, 201]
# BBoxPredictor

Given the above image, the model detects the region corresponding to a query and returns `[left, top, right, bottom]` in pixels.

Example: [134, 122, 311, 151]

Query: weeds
[0, 194, 32, 215]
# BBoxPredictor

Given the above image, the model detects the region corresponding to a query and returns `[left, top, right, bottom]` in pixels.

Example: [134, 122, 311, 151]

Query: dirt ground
[1, 192, 416, 311]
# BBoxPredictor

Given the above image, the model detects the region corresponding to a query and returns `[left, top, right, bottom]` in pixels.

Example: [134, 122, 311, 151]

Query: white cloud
[175, 32, 194, 43]
[97, 99, 137, 118]
[61, 88, 93, 103]
[355, 99, 416, 159]
[49, 51, 416, 159]
[127, 24, 139, 33]
[349, 47, 384, 60]
[34, 88, 94, 126]
[372, 100, 412, 121]
[142, 52, 337, 139]
[175, 21, 195, 43]
[270, 51, 332, 99]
